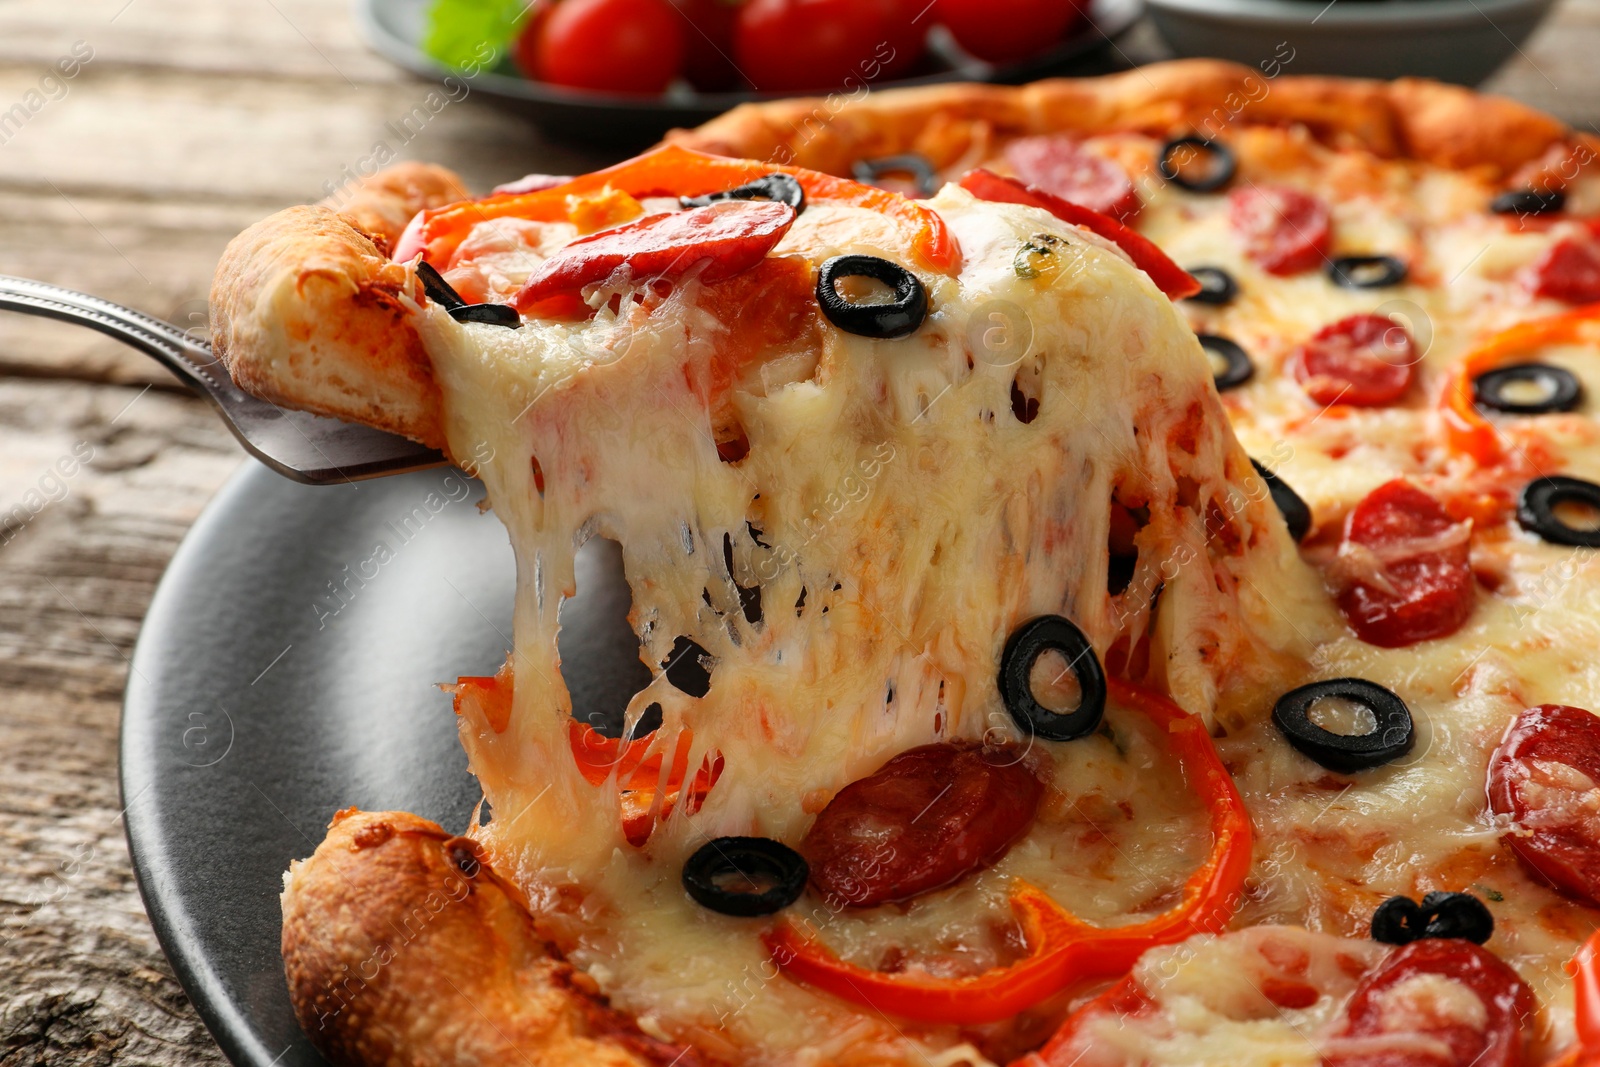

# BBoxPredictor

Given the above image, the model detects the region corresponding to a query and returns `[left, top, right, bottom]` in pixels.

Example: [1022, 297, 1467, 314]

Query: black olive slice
[1157, 136, 1236, 193]
[415, 261, 521, 328]
[1250, 459, 1312, 543]
[1517, 475, 1600, 547]
[681, 173, 806, 214]
[1200, 334, 1253, 391]
[1272, 678, 1413, 773]
[1370, 892, 1493, 945]
[999, 615, 1107, 742]
[1419, 891, 1494, 945]
[815, 255, 928, 339]
[1490, 188, 1566, 216]
[1473, 362, 1583, 415]
[1327, 255, 1408, 290]
[451, 303, 522, 328]
[1370, 895, 1424, 945]
[682, 836, 808, 917]
[1184, 266, 1238, 306]
[416, 260, 466, 309]
[852, 154, 939, 198]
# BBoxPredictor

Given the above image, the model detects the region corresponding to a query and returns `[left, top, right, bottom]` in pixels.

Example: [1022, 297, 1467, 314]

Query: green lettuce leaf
[421, 0, 529, 73]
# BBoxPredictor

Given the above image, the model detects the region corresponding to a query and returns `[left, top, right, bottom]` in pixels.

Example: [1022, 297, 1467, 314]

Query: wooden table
[0, 1, 1595, 1062]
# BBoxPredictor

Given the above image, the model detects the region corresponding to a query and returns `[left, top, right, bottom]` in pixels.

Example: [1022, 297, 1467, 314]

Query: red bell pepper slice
[393, 144, 960, 275]
[1441, 304, 1600, 466]
[514, 200, 796, 310]
[1552, 929, 1600, 1067]
[958, 168, 1201, 300]
[762, 677, 1253, 1024]
[567, 721, 723, 846]
[1578, 930, 1600, 1052]
[455, 667, 719, 848]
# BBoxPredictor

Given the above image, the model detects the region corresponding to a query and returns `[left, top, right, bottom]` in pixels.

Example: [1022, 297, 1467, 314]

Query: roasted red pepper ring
[1578, 930, 1600, 1051]
[958, 168, 1202, 300]
[567, 721, 722, 846]
[393, 144, 960, 275]
[1552, 929, 1600, 1067]
[1442, 304, 1600, 466]
[762, 677, 1253, 1025]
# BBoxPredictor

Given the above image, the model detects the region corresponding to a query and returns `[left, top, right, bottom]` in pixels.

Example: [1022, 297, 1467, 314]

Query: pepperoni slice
[1032, 927, 1384, 1067]
[1332, 479, 1474, 648]
[958, 169, 1199, 299]
[1003, 136, 1142, 222]
[1324, 939, 1534, 1067]
[1292, 313, 1416, 407]
[1488, 704, 1600, 905]
[800, 742, 1043, 907]
[1525, 234, 1600, 305]
[514, 199, 796, 310]
[1228, 184, 1332, 276]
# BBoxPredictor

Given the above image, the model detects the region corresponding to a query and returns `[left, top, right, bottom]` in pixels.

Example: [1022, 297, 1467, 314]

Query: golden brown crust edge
[282, 808, 706, 1067]
[210, 65, 1596, 458]
[666, 58, 1597, 180]
[209, 163, 468, 452]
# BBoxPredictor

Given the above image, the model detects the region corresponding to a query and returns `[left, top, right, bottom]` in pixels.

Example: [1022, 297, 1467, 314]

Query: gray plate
[121, 460, 647, 1067]
[356, 0, 1144, 146]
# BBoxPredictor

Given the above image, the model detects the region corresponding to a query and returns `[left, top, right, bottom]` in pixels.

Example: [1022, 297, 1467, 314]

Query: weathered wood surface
[0, 0, 1596, 1062]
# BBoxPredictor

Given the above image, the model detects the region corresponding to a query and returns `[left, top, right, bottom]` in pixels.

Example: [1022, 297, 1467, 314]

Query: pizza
[206, 58, 1600, 1067]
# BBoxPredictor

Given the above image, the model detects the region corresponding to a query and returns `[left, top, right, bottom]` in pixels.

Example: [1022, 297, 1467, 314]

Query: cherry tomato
[510, 2, 550, 79]
[935, 0, 1083, 63]
[1003, 136, 1141, 221]
[514, 199, 795, 309]
[528, 0, 686, 95]
[1489, 704, 1600, 906]
[1334, 479, 1474, 648]
[733, 0, 920, 93]
[1291, 313, 1415, 407]
[1525, 234, 1600, 305]
[1326, 939, 1533, 1067]
[800, 742, 1043, 906]
[670, 0, 744, 91]
[1228, 184, 1332, 276]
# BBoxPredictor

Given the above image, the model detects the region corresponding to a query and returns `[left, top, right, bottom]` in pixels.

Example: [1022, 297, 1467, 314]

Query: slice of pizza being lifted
[211, 141, 1557, 1067]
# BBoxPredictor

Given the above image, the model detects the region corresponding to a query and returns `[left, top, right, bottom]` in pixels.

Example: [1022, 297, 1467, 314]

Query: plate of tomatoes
[356, 0, 1142, 145]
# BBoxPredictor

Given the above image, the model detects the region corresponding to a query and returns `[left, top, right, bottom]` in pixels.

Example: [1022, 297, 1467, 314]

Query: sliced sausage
[1228, 184, 1332, 276]
[1003, 135, 1142, 221]
[801, 742, 1043, 907]
[515, 199, 796, 309]
[1323, 939, 1534, 1067]
[1489, 703, 1600, 906]
[1525, 232, 1600, 305]
[1330, 479, 1475, 648]
[1291, 314, 1416, 408]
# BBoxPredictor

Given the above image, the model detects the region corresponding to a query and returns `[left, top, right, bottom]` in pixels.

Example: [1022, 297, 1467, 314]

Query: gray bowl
[1145, 0, 1558, 85]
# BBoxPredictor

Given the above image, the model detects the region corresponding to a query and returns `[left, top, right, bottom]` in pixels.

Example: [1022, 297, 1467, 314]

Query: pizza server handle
[0, 275, 446, 486]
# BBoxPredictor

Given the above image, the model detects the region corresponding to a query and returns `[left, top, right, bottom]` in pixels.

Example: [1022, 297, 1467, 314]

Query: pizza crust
[209, 163, 465, 451]
[280, 808, 700, 1067]
[666, 58, 1592, 180]
[209, 64, 1595, 462]
[214, 67, 1600, 1067]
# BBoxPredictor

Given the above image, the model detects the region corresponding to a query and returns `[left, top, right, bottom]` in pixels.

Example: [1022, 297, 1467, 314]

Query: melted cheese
[1047, 128, 1600, 1062]
[412, 186, 1321, 1064]
[1063, 927, 1384, 1067]
[402, 128, 1600, 1064]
